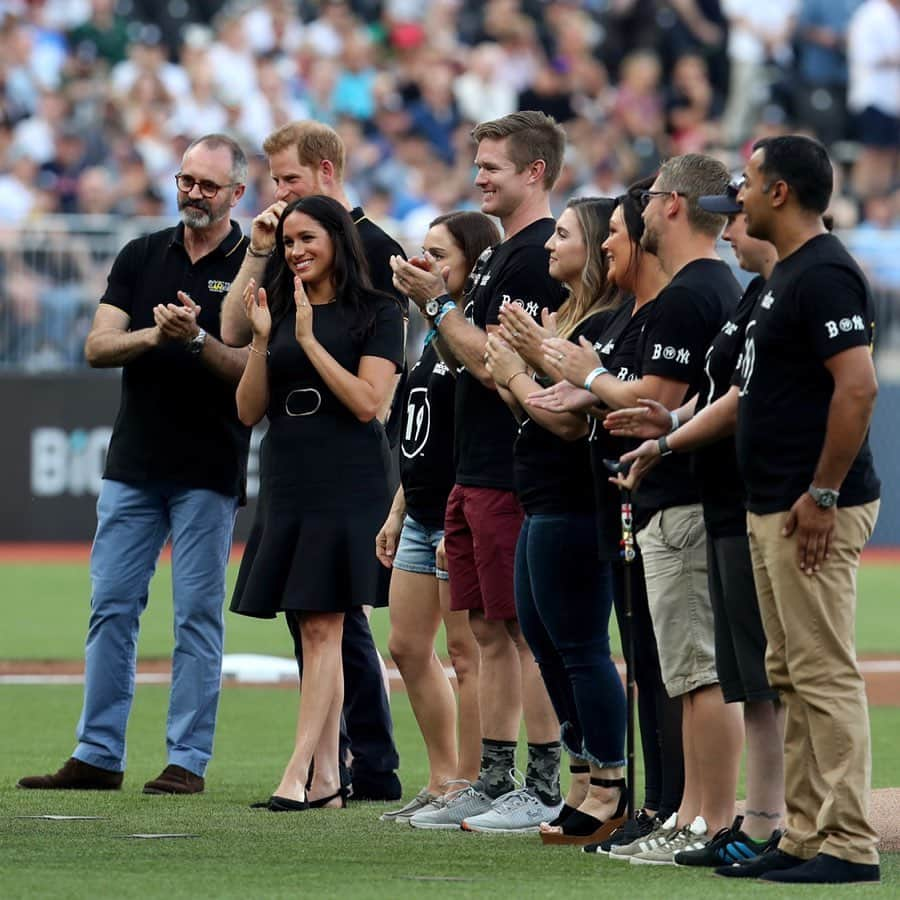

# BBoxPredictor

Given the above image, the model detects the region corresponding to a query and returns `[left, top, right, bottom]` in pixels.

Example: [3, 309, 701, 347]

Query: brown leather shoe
[143, 764, 204, 795]
[17, 757, 123, 790]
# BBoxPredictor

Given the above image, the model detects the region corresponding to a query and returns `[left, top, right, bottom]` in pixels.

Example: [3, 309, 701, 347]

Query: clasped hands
[390, 253, 450, 309]
[153, 291, 201, 344]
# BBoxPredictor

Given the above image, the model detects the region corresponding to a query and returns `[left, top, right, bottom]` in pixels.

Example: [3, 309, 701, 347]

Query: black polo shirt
[101, 220, 252, 499]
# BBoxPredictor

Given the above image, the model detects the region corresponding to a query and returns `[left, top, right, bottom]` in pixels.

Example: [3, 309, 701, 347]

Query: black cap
[698, 178, 743, 215]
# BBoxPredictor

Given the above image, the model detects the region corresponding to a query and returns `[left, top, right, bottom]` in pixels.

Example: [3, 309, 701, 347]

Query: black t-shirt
[102, 221, 252, 499]
[512, 315, 597, 516]
[734, 233, 880, 514]
[632, 258, 740, 526]
[693, 275, 765, 536]
[585, 299, 655, 559]
[350, 206, 409, 449]
[399, 341, 456, 527]
[454, 219, 568, 491]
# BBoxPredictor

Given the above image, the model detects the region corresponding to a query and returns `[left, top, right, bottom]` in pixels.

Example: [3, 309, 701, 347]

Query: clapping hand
[527, 379, 598, 413]
[242, 278, 271, 340]
[542, 336, 601, 388]
[610, 439, 663, 491]
[390, 253, 449, 310]
[484, 333, 527, 388]
[605, 398, 672, 439]
[498, 302, 556, 371]
[293, 276, 313, 346]
[153, 291, 201, 344]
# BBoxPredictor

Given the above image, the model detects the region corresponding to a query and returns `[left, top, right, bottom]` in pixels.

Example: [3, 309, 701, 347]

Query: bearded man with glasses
[18, 134, 254, 796]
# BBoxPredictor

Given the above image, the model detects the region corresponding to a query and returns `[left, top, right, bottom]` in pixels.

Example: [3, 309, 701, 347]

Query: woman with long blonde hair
[480, 198, 628, 843]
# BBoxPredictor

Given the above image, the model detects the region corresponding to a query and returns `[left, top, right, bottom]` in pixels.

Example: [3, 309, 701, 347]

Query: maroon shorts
[443, 484, 523, 621]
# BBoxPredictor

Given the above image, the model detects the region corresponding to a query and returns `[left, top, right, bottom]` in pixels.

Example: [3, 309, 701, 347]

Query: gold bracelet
[248, 343, 268, 357]
[506, 370, 530, 390]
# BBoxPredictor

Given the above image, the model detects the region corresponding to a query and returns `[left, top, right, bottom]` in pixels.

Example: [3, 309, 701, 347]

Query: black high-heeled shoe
[249, 794, 310, 812]
[540, 777, 627, 845]
[547, 764, 590, 827]
[308, 786, 349, 809]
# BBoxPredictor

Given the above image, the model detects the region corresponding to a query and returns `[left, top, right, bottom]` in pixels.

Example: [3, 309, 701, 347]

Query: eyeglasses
[637, 189, 688, 210]
[174, 173, 239, 199]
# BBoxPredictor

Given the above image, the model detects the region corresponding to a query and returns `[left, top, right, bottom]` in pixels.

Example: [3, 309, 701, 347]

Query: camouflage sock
[526, 741, 562, 806]
[478, 739, 516, 799]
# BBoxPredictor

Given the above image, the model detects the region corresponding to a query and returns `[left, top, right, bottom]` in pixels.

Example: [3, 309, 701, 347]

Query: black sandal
[308, 786, 349, 809]
[547, 764, 590, 827]
[540, 777, 627, 845]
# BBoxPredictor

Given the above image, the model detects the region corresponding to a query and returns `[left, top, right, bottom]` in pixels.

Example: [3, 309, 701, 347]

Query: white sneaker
[630, 816, 708, 866]
[461, 786, 563, 834]
[380, 788, 441, 824]
[408, 781, 493, 830]
[608, 812, 677, 861]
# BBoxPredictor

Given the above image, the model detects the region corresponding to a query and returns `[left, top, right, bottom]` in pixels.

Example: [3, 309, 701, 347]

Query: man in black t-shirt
[728, 136, 881, 885]
[219, 121, 404, 803]
[18, 135, 253, 796]
[391, 112, 568, 832]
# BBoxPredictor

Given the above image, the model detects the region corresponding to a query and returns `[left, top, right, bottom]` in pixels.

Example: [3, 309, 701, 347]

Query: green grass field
[1, 560, 899, 661]
[1, 559, 898, 898]
[3, 688, 899, 900]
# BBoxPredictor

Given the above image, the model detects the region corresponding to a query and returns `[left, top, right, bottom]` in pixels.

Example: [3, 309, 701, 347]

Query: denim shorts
[393, 514, 448, 580]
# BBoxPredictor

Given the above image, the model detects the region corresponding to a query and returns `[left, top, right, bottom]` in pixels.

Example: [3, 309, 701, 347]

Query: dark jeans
[515, 511, 626, 768]
[287, 606, 399, 778]
[612, 554, 684, 817]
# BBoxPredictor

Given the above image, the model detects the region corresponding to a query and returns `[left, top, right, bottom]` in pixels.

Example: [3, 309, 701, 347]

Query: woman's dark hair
[613, 174, 655, 288]
[268, 195, 378, 338]
[429, 211, 500, 277]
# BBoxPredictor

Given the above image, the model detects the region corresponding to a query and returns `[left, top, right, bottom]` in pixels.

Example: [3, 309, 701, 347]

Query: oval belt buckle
[285, 388, 322, 417]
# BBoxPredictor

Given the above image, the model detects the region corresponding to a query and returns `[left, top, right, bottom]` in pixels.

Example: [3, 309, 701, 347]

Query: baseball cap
[698, 178, 743, 215]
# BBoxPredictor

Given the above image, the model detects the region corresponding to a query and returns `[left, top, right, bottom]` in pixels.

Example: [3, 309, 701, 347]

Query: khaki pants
[747, 501, 880, 865]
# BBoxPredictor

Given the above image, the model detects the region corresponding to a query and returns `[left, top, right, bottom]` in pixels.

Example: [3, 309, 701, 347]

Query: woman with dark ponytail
[231, 195, 404, 812]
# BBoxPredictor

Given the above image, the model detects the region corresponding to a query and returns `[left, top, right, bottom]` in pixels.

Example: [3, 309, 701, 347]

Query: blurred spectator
[0, 145, 38, 222]
[332, 29, 378, 121]
[720, 0, 798, 147]
[454, 43, 517, 123]
[518, 58, 576, 123]
[847, 0, 900, 200]
[38, 124, 88, 213]
[613, 49, 666, 175]
[408, 63, 460, 163]
[67, 0, 130, 67]
[794, 0, 864, 145]
[658, 1, 729, 89]
[666, 52, 723, 153]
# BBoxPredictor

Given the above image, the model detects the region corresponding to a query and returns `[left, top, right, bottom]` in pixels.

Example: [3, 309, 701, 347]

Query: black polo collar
[169, 220, 246, 258]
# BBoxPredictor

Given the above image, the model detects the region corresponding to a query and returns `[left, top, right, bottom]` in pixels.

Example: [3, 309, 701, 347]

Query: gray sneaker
[461, 786, 563, 834]
[409, 781, 493, 830]
[630, 816, 708, 866]
[380, 788, 441, 824]
[608, 811, 677, 861]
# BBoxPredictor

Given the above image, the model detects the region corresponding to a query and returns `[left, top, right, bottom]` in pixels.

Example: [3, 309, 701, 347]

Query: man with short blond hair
[221, 120, 405, 803]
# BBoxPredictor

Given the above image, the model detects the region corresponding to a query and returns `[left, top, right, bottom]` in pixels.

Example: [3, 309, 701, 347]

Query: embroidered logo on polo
[760, 291, 775, 309]
[207, 280, 232, 294]
[402, 387, 431, 458]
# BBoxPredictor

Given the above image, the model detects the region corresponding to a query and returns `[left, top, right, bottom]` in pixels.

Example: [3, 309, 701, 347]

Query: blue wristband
[583, 366, 607, 392]
[434, 300, 456, 328]
[423, 328, 437, 348]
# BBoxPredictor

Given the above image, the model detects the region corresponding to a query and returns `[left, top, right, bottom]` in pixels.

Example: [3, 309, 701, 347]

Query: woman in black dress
[231, 195, 404, 812]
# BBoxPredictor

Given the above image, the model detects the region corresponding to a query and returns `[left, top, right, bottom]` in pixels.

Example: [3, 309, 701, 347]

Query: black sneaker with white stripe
[582, 808, 656, 854]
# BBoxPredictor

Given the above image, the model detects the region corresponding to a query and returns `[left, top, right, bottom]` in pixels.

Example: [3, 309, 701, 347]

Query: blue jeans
[73, 479, 237, 776]
[515, 512, 626, 768]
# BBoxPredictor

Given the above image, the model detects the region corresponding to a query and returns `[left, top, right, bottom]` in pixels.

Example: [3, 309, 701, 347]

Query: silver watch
[187, 328, 207, 355]
[424, 297, 441, 318]
[808, 484, 839, 509]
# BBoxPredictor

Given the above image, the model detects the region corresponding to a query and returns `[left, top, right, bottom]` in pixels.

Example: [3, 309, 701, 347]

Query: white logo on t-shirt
[761, 291, 775, 309]
[402, 387, 431, 458]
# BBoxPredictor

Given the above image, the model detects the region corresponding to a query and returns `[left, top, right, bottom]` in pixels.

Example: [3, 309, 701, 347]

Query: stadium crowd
[0, 0, 898, 370]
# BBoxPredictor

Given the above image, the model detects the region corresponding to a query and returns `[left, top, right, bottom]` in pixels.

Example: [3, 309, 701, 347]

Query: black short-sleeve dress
[231, 292, 404, 618]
